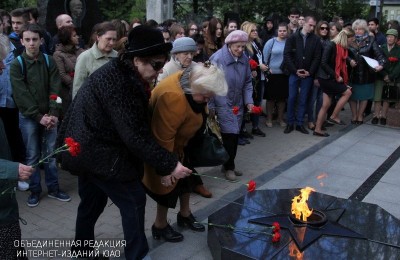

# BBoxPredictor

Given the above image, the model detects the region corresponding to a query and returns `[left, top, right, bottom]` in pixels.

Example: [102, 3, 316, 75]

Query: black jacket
[283, 29, 322, 76]
[57, 58, 178, 181]
[347, 35, 387, 84]
[317, 41, 337, 80]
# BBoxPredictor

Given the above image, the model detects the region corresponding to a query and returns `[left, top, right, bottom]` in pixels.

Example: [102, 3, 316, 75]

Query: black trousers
[0, 107, 26, 163]
[221, 133, 239, 171]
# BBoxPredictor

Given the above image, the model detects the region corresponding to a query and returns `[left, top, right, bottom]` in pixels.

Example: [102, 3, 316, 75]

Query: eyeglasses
[251, 29, 257, 32]
[149, 60, 165, 71]
[320, 27, 329, 31]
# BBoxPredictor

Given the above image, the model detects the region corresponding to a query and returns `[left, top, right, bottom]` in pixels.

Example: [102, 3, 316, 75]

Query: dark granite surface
[208, 189, 400, 259]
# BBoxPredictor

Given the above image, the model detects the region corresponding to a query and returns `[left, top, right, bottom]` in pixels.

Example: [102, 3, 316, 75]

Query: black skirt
[318, 78, 348, 96]
[264, 74, 289, 100]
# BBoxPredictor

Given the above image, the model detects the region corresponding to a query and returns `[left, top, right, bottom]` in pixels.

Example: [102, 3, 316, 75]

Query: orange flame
[291, 187, 316, 221]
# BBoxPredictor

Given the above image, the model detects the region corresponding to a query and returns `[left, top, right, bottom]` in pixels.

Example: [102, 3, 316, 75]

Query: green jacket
[10, 51, 61, 122]
[0, 119, 19, 226]
[379, 44, 400, 83]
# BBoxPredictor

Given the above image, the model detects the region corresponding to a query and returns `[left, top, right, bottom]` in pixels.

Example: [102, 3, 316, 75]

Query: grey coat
[209, 45, 253, 134]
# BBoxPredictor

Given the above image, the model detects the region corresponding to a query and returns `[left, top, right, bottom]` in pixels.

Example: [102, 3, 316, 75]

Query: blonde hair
[189, 63, 228, 96]
[332, 28, 355, 48]
[240, 21, 261, 56]
[0, 34, 10, 60]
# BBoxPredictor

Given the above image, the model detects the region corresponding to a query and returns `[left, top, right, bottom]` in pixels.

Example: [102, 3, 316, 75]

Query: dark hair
[277, 22, 288, 29]
[289, 7, 301, 16]
[145, 19, 159, 29]
[10, 8, 30, 23]
[25, 7, 39, 21]
[207, 17, 224, 42]
[96, 21, 116, 37]
[191, 33, 205, 45]
[111, 19, 127, 40]
[58, 25, 76, 45]
[316, 21, 329, 38]
[329, 21, 342, 32]
[368, 17, 379, 25]
[20, 23, 44, 38]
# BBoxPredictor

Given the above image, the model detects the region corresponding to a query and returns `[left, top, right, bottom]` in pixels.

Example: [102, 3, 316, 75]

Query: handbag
[280, 60, 290, 76]
[185, 117, 229, 167]
[382, 82, 400, 101]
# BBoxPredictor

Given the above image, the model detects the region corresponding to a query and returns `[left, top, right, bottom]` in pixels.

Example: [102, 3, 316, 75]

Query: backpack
[16, 53, 50, 83]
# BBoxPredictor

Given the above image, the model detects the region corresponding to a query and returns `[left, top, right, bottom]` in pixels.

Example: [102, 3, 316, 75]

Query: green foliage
[98, 0, 146, 22]
[0, 0, 37, 11]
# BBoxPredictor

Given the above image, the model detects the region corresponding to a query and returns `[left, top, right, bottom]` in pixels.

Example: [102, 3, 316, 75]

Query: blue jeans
[287, 74, 313, 125]
[73, 175, 148, 260]
[19, 114, 59, 193]
[306, 84, 323, 123]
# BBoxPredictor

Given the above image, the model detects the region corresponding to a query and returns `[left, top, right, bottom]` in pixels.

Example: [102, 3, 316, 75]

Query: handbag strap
[266, 38, 275, 66]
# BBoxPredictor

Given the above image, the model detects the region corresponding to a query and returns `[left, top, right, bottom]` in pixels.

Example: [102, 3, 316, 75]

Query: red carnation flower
[232, 106, 240, 115]
[272, 232, 281, 243]
[272, 222, 280, 233]
[388, 57, 399, 63]
[249, 59, 258, 70]
[251, 106, 263, 115]
[49, 94, 58, 100]
[246, 180, 256, 192]
[64, 137, 80, 157]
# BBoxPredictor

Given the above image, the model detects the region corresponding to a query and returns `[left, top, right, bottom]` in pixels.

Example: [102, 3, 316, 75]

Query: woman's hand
[171, 161, 192, 180]
[350, 59, 357, 67]
[374, 65, 383, 72]
[19, 164, 34, 181]
[336, 76, 343, 83]
[247, 104, 254, 112]
[161, 175, 176, 187]
[259, 63, 268, 72]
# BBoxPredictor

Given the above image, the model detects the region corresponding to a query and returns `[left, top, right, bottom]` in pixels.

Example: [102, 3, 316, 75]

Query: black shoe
[295, 125, 309, 134]
[241, 131, 254, 139]
[323, 121, 334, 127]
[152, 224, 184, 242]
[284, 124, 294, 134]
[313, 131, 330, 137]
[177, 212, 205, 232]
[371, 117, 379, 125]
[238, 137, 247, 146]
[380, 117, 387, 125]
[251, 128, 266, 137]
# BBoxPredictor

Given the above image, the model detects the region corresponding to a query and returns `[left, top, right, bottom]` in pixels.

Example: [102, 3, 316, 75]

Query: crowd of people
[1, 5, 400, 259]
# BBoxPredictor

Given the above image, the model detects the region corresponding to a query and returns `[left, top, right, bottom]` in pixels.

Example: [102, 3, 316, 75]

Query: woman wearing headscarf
[209, 30, 254, 181]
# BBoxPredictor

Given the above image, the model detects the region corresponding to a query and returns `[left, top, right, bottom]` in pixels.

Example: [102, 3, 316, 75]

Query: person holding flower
[143, 63, 228, 243]
[242, 21, 267, 137]
[10, 24, 71, 207]
[372, 29, 400, 125]
[208, 30, 254, 181]
[58, 25, 192, 260]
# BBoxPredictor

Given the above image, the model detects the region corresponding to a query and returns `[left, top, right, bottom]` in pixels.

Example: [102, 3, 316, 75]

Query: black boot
[152, 224, 183, 242]
[177, 212, 205, 231]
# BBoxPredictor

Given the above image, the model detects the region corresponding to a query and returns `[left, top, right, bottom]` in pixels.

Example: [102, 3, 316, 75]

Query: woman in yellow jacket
[142, 63, 227, 242]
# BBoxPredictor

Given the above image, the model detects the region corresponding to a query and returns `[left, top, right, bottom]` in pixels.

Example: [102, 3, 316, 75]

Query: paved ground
[16, 105, 400, 259]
